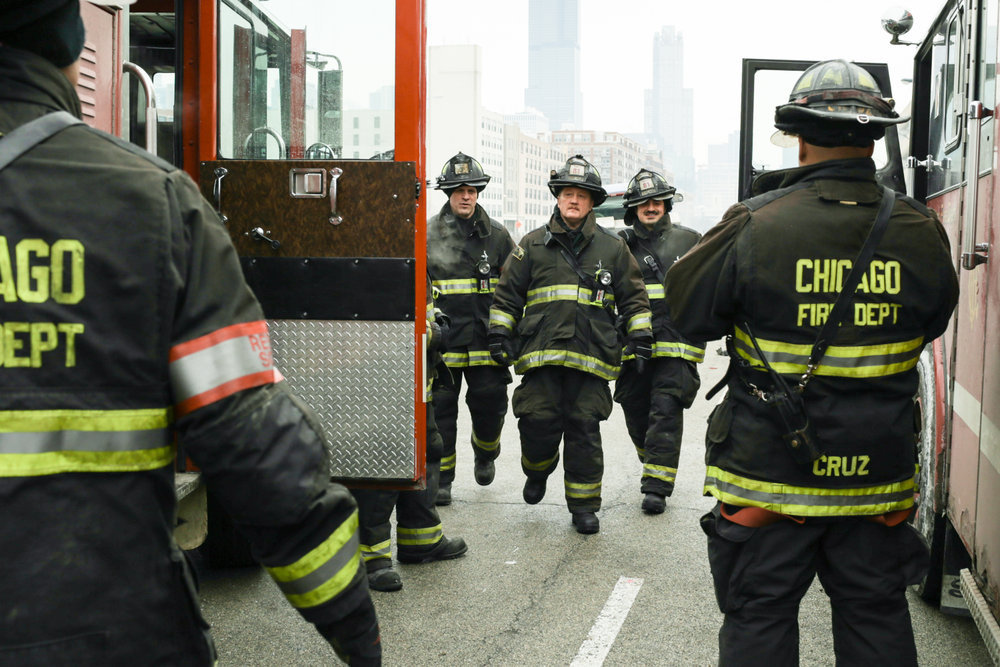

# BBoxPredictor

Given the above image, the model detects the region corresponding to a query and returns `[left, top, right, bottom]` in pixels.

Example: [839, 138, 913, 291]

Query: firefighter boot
[642, 492, 666, 515]
[474, 457, 495, 486]
[366, 565, 402, 592]
[436, 483, 452, 506]
[523, 477, 546, 504]
[397, 536, 468, 564]
[572, 511, 600, 534]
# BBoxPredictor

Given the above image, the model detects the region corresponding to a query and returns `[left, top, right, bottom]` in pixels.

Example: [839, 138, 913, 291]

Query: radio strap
[0, 111, 83, 173]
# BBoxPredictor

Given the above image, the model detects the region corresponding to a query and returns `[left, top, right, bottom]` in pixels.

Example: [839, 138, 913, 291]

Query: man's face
[448, 185, 478, 219]
[636, 199, 666, 229]
[557, 186, 594, 228]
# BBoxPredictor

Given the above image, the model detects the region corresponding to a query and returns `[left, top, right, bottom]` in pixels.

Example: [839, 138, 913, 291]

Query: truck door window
[927, 7, 965, 194]
[218, 0, 395, 160]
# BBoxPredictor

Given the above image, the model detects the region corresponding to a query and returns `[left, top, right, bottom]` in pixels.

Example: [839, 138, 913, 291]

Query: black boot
[523, 478, 546, 504]
[435, 483, 452, 506]
[366, 566, 402, 592]
[641, 492, 666, 514]
[474, 457, 495, 486]
[397, 535, 468, 564]
[571, 511, 600, 534]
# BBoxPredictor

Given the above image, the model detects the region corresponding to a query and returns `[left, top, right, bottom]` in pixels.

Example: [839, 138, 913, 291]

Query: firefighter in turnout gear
[665, 59, 959, 665]
[427, 152, 515, 505]
[613, 169, 704, 515]
[489, 155, 652, 534]
[0, 3, 380, 663]
[351, 279, 468, 592]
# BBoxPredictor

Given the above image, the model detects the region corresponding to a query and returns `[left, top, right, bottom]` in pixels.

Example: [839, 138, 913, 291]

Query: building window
[353, 118, 359, 129]
[374, 117, 381, 129]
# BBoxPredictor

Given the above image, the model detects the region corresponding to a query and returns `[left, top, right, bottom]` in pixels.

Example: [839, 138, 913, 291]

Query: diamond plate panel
[269, 320, 415, 480]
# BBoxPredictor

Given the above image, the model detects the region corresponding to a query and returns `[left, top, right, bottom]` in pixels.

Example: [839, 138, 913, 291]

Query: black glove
[629, 336, 652, 375]
[427, 318, 443, 353]
[488, 333, 515, 366]
[434, 308, 451, 350]
[316, 597, 382, 666]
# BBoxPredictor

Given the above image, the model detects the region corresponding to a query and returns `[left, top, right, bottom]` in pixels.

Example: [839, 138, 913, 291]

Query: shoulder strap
[801, 186, 897, 386]
[0, 111, 84, 172]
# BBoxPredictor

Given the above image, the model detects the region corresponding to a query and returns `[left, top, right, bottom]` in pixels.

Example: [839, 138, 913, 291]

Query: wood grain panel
[199, 160, 416, 258]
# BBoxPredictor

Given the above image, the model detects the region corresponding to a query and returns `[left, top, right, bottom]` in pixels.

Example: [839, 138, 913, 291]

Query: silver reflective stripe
[0, 429, 169, 454]
[170, 336, 270, 402]
[272, 531, 360, 598]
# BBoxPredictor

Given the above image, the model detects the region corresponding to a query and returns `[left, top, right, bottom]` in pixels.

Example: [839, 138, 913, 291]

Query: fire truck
[739, 4, 1000, 660]
[78, 0, 428, 564]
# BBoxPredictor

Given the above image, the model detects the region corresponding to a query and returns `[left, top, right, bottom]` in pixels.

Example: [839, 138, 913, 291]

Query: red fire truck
[78, 0, 429, 564]
[739, 4, 1000, 660]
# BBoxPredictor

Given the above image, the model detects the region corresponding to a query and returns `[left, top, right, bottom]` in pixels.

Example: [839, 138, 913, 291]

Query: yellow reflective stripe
[472, 430, 500, 451]
[626, 311, 652, 334]
[733, 326, 923, 378]
[432, 278, 499, 295]
[440, 453, 456, 471]
[515, 349, 620, 381]
[643, 463, 676, 482]
[524, 284, 615, 309]
[489, 308, 516, 331]
[565, 480, 601, 499]
[360, 540, 392, 561]
[267, 510, 362, 609]
[0, 408, 174, 477]
[651, 341, 705, 362]
[645, 284, 665, 299]
[443, 350, 502, 368]
[522, 453, 558, 472]
[397, 523, 443, 546]
[703, 465, 916, 516]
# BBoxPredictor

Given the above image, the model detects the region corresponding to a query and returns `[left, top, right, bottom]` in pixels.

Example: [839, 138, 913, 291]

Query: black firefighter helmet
[622, 169, 683, 214]
[548, 154, 607, 206]
[435, 152, 491, 193]
[773, 59, 908, 147]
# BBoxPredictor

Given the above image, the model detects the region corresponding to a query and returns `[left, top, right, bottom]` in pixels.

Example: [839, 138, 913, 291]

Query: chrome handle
[247, 226, 281, 250]
[122, 61, 157, 154]
[212, 167, 228, 224]
[961, 101, 994, 270]
[329, 167, 344, 225]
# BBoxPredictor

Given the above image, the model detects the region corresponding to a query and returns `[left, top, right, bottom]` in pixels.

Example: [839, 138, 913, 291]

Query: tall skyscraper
[644, 26, 695, 191]
[525, 0, 582, 132]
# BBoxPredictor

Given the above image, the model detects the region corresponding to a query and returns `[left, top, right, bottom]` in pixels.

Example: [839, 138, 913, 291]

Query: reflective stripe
[489, 308, 517, 331]
[170, 320, 284, 417]
[472, 429, 500, 452]
[0, 408, 173, 477]
[440, 453, 456, 472]
[360, 539, 392, 562]
[525, 284, 616, 309]
[626, 312, 651, 334]
[645, 283, 665, 299]
[732, 325, 923, 378]
[432, 278, 499, 295]
[443, 349, 502, 368]
[267, 510, 362, 609]
[522, 453, 558, 472]
[565, 480, 601, 499]
[651, 341, 705, 362]
[643, 463, 676, 483]
[515, 349, 620, 381]
[397, 523, 444, 546]
[704, 465, 916, 516]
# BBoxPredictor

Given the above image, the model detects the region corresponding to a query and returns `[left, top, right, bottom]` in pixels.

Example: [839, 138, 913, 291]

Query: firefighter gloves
[629, 336, 653, 375]
[488, 333, 515, 366]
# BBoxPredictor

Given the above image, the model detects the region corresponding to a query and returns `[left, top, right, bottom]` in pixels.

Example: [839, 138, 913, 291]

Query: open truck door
[738, 59, 906, 200]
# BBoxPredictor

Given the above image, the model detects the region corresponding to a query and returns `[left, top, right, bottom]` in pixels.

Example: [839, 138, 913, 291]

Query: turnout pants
[614, 357, 700, 496]
[433, 363, 511, 486]
[701, 502, 929, 666]
[512, 366, 613, 514]
[353, 402, 446, 568]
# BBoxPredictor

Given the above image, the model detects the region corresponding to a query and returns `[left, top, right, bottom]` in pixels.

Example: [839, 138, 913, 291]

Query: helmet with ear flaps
[548, 154, 607, 206]
[773, 59, 907, 147]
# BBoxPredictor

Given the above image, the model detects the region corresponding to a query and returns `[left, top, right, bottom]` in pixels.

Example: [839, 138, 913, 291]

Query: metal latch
[290, 168, 327, 198]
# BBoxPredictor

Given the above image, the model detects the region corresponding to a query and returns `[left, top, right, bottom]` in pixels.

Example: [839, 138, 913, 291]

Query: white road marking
[571, 576, 644, 666]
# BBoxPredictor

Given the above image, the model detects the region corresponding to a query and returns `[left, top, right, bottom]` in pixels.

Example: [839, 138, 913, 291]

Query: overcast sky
[427, 0, 946, 163]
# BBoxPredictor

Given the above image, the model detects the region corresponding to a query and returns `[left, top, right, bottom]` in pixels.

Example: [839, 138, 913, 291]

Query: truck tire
[912, 345, 945, 603]
[205, 489, 257, 568]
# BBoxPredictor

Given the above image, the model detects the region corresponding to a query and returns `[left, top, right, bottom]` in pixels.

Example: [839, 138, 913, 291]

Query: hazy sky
[427, 0, 946, 163]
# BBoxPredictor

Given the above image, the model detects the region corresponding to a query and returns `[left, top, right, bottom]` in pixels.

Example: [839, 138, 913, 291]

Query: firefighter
[427, 152, 516, 506]
[489, 155, 652, 534]
[351, 280, 468, 591]
[0, 2, 380, 664]
[665, 59, 959, 665]
[613, 169, 704, 515]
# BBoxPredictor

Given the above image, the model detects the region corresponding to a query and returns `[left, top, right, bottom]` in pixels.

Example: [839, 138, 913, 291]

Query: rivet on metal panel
[301, 312, 308, 318]
[405, 258, 412, 264]
[353, 313, 360, 319]
[354, 259, 360, 265]
[303, 258, 310, 265]
[250, 258, 256, 265]
[392, 193, 398, 200]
